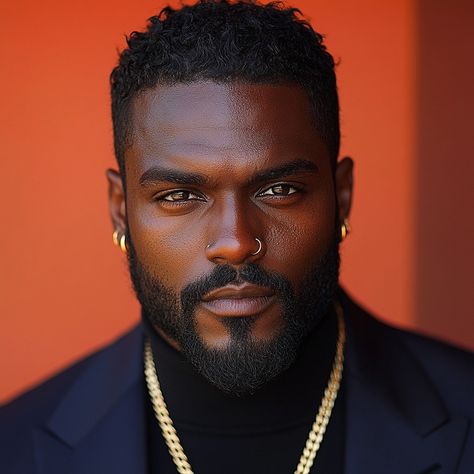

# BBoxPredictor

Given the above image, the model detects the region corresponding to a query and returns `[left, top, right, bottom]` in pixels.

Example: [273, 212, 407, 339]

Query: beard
[127, 231, 340, 396]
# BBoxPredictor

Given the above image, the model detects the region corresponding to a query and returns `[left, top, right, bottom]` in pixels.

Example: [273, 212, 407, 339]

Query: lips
[200, 283, 276, 317]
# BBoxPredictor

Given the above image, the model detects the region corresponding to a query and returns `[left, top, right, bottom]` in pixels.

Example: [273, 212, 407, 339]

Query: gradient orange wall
[1, 0, 472, 403]
[415, 0, 474, 353]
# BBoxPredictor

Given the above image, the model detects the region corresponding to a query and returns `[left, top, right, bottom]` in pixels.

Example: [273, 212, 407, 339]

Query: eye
[158, 190, 204, 203]
[258, 183, 300, 197]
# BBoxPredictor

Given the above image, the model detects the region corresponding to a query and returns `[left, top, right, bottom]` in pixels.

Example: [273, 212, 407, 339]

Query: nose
[206, 236, 265, 265]
[205, 195, 265, 265]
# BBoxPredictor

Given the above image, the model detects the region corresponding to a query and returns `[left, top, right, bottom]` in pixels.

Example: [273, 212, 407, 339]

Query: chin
[193, 302, 285, 349]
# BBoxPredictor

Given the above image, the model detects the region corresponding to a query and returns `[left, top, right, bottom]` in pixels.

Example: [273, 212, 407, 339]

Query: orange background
[1, 0, 473, 403]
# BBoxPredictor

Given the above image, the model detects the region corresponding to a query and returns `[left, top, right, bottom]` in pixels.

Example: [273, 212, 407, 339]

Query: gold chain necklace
[144, 302, 345, 474]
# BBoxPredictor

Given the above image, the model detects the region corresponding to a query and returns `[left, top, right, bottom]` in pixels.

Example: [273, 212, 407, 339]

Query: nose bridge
[218, 192, 250, 238]
[206, 191, 262, 264]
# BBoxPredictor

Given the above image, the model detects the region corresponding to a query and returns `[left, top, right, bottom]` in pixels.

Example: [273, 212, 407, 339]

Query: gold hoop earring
[341, 218, 350, 241]
[112, 229, 119, 246]
[119, 234, 127, 253]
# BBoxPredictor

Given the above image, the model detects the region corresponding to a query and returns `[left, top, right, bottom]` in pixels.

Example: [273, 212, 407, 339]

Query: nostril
[205, 236, 264, 264]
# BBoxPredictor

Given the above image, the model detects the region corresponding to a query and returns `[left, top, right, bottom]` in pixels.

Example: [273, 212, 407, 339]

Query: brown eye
[162, 190, 200, 202]
[259, 184, 299, 197]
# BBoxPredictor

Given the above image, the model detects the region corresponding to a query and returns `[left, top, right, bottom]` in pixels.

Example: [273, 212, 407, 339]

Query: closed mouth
[200, 294, 277, 317]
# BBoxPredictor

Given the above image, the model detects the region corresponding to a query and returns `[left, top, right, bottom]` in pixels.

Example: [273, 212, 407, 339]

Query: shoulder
[0, 325, 142, 452]
[390, 322, 474, 412]
[340, 287, 474, 416]
[368, 305, 474, 378]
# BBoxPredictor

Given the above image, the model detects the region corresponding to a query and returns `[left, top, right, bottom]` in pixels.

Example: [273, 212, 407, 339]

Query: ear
[335, 157, 354, 223]
[106, 169, 127, 233]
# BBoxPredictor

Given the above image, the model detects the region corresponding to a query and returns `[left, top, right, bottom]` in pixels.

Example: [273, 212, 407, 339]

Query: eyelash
[154, 183, 303, 206]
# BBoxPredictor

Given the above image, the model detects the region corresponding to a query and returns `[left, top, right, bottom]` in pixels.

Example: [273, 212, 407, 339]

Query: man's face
[108, 81, 353, 394]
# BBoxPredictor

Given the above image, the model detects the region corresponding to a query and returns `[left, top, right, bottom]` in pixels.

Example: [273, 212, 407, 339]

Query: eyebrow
[139, 167, 208, 187]
[247, 159, 318, 187]
[138, 158, 318, 188]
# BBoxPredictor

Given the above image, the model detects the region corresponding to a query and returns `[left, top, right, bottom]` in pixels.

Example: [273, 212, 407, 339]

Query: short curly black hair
[110, 0, 339, 175]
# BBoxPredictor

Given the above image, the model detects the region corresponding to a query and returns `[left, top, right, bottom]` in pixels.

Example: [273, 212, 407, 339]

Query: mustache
[180, 263, 293, 310]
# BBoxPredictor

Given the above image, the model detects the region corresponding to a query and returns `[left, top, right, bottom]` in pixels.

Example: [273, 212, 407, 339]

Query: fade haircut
[110, 0, 340, 176]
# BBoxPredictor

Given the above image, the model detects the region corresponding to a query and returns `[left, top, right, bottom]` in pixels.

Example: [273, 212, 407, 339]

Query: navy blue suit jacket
[2, 291, 474, 473]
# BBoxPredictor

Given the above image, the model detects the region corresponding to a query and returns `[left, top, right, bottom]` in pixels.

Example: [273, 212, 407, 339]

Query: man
[1, 1, 473, 473]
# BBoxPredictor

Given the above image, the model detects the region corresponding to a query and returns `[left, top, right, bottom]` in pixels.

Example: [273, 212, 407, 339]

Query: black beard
[126, 232, 340, 396]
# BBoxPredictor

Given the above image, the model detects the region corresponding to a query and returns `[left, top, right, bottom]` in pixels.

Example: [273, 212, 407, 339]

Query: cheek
[264, 189, 336, 286]
[127, 198, 210, 288]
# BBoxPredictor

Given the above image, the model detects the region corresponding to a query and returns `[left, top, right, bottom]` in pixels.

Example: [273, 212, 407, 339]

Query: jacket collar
[340, 289, 470, 473]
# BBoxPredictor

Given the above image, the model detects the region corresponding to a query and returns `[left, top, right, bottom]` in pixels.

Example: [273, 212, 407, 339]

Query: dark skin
[107, 81, 353, 351]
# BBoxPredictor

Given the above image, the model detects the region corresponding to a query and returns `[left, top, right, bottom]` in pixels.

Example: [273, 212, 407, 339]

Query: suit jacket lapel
[341, 290, 470, 474]
[33, 325, 147, 474]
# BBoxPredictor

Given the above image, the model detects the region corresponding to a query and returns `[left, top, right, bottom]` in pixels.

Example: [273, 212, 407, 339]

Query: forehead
[126, 81, 328, 177]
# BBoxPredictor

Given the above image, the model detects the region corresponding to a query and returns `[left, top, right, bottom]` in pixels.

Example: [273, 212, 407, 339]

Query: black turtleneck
[142, 307, 345, 474]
